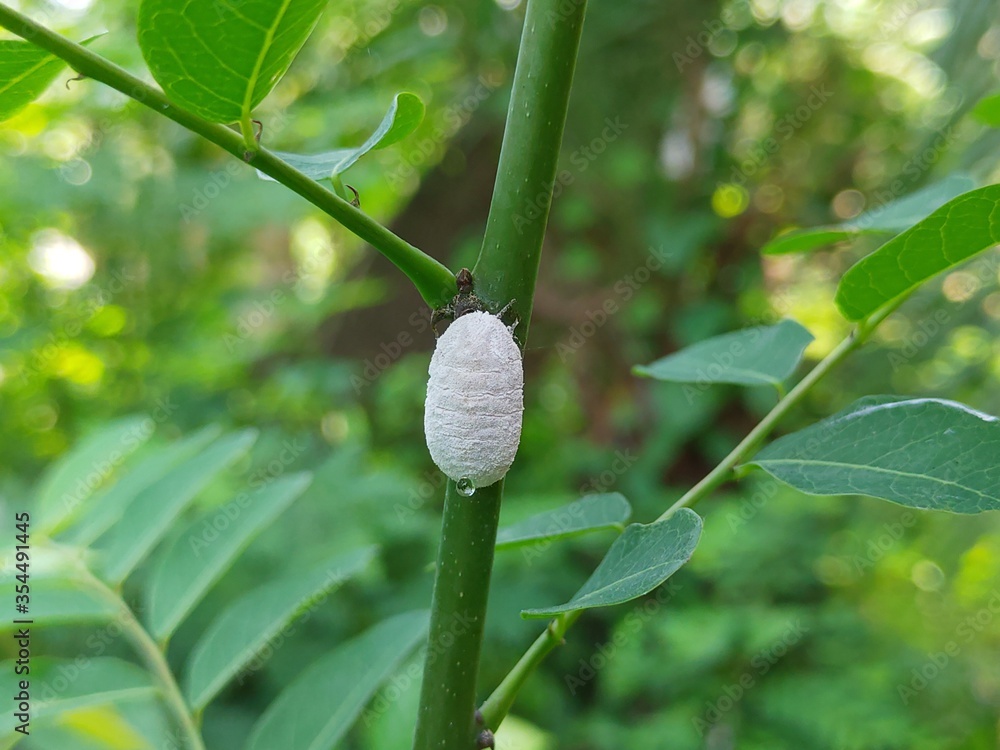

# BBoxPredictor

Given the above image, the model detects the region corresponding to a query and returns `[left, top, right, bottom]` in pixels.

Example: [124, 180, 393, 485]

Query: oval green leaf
[744, 397, 1000, 514]
[58, 425, 223, 548]
[245, 610, 429, 750]
[495, 493, 631, 550]
[184, 546, 376, 710]
[35, 414, 153, 536]
[633, 319, 813, 388]
[0, 37, 102, 123]
[836, 184, 1000, 321]
[145, 472, 312, 640]
[761, 174, 976, 255]
[99, 429, 258, 584]
[260, 92, 425, 181]
[972, 91, 1000, 127]
[137, 0, 328, 123]
[521, 508, 703, 619]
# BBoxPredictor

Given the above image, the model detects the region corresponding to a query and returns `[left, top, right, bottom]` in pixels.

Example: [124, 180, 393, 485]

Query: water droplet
[456, 477, 476, 496]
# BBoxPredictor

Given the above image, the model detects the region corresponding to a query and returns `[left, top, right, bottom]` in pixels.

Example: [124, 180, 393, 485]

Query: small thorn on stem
[66, 73, 86, 89]
[251, 119, 263, 143]
[346, 184, 360, 208]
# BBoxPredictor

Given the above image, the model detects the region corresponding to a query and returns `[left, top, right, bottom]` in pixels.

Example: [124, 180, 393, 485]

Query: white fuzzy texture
[424, 310, 524, 488]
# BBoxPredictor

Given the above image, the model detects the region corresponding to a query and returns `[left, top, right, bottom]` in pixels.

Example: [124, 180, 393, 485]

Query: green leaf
[761, 174, 977, 255]
[495, 493, 632, 550]
[633, 319, 813, 389]
[245, 610, 429, 750]
[137, 0, 329, 123]
[184, 546, 376, 710]
[835, 184, 1000, 321]
[0, 40, 68, 122]
[145, 472, 312, 640]
[260, 92, 425, 181]
[745, 397, 1000, 514]
[99, 429, 258, 584]
[521, 509, 703, 619]
[972, 91, 1000, 126]
[0, 37, 103, 123]
[58, 426, 223, 548]
[0, 575, 121, 631]
[761, 226, 886, 256]
[35, 415, 153, 536]
[0, 658, 154, 740]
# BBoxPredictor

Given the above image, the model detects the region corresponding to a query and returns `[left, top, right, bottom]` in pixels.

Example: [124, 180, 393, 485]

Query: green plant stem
[478, 300, 905, 729]
[239, 112, 257, 156]
[0, 2, 455, 308]
[658, 300, 903, 521]
[478, 610, 580, 729]
[413, 0, 586, 748]
[658, 332, 861, 519]
[80, 570, 205, 750]
[413, 482, 503, 750]
[472, 0, 588, 347]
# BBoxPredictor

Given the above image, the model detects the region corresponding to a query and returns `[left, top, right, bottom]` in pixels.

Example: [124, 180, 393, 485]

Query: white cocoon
[424, 310, 524, 488]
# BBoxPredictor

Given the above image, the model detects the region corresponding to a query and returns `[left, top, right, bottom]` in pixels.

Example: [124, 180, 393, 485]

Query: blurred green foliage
[2, 0, 1000, 747]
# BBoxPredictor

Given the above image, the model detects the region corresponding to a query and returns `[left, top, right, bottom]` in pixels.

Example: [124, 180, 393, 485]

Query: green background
[2, 0, 1000, 747]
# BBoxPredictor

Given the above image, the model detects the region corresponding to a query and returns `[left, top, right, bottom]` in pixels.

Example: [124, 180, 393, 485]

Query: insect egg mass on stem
[424, 310, 524, 493]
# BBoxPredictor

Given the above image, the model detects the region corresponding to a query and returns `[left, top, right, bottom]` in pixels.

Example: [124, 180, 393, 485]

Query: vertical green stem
[473, 0, 589, 345]
[413, 0, 586, 747]
[413, 482, 503, 749]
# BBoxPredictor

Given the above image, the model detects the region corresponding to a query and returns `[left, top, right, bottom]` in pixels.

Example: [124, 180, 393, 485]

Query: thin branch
[80, 570, 205, 750]
[477, 297, 909, 730]
[0, 3, 456, 308]
[478, 610, 581, 730]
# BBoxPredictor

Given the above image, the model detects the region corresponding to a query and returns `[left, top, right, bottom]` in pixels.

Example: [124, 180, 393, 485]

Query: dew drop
[456, 477, 476, 497]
